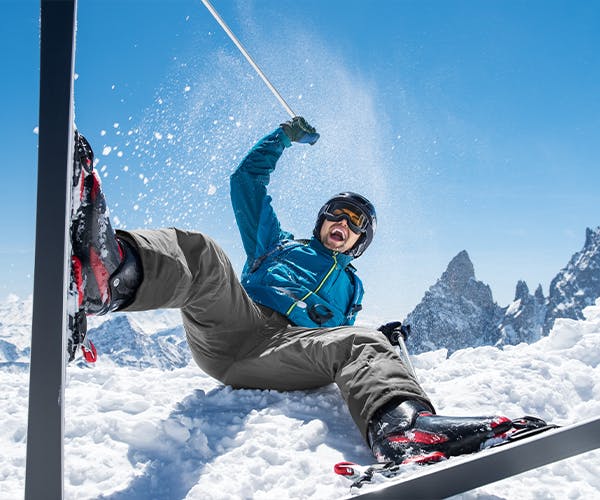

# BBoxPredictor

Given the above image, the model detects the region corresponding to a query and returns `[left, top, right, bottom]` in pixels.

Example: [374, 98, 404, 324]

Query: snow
[505, 298, 522, 316]
[1, 299, 599, 499]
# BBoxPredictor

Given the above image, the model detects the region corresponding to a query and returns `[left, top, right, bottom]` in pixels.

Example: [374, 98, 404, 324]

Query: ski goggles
[322, 201, 369, 234]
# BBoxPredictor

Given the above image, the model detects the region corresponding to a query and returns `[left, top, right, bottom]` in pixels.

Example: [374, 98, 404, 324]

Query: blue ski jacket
[230, 128, 364, 328]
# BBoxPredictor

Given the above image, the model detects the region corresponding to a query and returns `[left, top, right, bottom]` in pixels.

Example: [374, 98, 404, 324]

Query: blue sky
[1, 0, 599, 318]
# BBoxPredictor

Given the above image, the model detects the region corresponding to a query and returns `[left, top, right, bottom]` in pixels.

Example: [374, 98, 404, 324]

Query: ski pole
[397, 331, 419, 382]
[379, 322, 420, 382]
[393, 324, 419, 383]
[200, 0, 296, 118]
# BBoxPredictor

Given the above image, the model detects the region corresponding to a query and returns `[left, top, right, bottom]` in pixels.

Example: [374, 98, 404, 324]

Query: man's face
[319, 218, 361, 254]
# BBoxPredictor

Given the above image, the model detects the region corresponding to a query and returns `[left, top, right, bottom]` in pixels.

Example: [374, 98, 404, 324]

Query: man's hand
[378, 321, 410, 346]
[280, 116, 320, 145]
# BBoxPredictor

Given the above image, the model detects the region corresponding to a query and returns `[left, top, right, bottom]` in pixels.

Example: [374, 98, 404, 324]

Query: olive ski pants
[118, 228, 432, 440]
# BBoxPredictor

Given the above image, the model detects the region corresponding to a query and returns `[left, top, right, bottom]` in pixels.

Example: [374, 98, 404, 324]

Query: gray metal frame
[25, 1, 77, 498]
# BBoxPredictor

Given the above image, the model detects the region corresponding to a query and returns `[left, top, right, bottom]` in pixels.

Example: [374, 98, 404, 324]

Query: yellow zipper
[286, 252, 338, 316]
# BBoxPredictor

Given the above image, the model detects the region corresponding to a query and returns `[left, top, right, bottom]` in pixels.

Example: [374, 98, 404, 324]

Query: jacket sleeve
[230, 127, 294, 263]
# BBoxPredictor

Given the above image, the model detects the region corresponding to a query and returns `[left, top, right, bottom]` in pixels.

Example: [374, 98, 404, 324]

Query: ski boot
[367, 399, 549, 465]
[68, 131, 142, 362]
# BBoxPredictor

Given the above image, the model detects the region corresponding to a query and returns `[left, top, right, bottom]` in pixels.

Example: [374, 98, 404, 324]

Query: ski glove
[280, 116, 320, 145]
[378, 321, 411, 346]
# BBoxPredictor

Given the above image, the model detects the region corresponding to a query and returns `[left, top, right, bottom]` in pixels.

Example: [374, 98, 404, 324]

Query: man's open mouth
[330, 227, 346, 243]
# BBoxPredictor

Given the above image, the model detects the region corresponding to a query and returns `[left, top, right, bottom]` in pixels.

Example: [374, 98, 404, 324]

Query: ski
[336, 416, 600, 499]
[336, 421, 558, 488]
[26, 0, 77, 498]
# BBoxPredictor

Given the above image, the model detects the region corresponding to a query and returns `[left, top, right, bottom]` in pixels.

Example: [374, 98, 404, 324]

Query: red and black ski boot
[67, 131, 142, 362]
[367, 399, 549, 465]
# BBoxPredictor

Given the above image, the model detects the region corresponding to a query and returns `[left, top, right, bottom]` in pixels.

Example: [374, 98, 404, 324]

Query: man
[70, 117, 546, 465]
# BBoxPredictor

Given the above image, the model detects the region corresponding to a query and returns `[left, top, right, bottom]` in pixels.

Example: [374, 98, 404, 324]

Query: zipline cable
[200, 0, 296, 118]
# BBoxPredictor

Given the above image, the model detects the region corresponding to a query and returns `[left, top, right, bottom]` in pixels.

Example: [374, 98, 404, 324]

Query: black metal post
[25, 1, 77, 498]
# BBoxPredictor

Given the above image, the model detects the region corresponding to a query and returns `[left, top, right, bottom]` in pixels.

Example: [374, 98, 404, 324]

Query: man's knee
[331, 326, 391, 352]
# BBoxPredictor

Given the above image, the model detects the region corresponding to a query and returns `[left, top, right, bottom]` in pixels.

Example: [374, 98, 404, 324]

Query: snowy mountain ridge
[0, 297, 188, 368]
[0, 294, 32, 363]
[86, 313, 191, 370]
[406, 226, 600, 354]
[404, 250, 503, 353]
[545, 226, 600, 331]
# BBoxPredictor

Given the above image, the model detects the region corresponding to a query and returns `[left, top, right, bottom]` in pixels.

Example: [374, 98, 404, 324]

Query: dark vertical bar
[25, 1, 76, 498]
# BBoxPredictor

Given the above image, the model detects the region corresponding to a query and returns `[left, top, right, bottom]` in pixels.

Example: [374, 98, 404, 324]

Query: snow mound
[0, 300, 599, 498]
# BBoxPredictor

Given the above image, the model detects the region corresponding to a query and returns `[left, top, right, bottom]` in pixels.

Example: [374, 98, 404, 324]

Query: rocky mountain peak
[515, 280, 529, 301]
[440, 250, 475, 290]
[405, 226, 599, 353]
[405, 251, 502, 354]
[545, 226, 600, 332]
[534, 284, 545, 301]
[584, 226, 600, 249]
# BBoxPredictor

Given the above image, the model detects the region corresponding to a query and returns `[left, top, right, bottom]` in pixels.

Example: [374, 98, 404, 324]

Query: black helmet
[313, 192, 377, 258]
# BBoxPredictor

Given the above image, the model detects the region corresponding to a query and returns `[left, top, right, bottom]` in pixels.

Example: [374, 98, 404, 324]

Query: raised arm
[230, 117, 319, 263]
[230, 127, 291, 262]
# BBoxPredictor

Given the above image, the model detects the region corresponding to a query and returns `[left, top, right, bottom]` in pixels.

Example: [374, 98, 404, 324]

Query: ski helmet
[313, 192, 377, 258]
